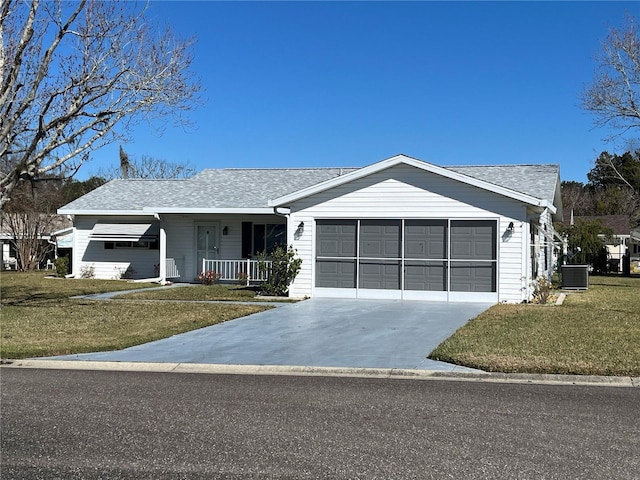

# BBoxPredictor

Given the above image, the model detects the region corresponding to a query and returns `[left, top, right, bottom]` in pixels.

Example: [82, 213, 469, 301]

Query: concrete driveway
[51, 298, 492, 372]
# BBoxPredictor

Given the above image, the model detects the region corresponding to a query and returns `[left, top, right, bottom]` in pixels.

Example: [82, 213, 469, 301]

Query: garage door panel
[404, 261, 447, 291]
[404, 221, 446, 259]
[359, 260, 400, 290]
[450, 262, 496, 292]
[316, 259, 356, 288]
[451, 221, 496, 261]
[360, 220, 401, 258]
[316, 221, 357, 257]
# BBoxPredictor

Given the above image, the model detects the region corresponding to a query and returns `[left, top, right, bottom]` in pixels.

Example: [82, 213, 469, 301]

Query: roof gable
[269, 154, 559, 213]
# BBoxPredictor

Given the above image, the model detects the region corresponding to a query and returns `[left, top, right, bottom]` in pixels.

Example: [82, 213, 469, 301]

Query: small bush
[79, 263, 95, 279]
[53, 256, 69, 277]
[258, 245, 302, 296]
[532, 276, 554, 304]
[198, 270, 222, 285]
[237, 271, 249, 286]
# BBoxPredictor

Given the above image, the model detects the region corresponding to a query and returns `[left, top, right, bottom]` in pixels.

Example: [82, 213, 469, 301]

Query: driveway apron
[51, 298, 492, 371]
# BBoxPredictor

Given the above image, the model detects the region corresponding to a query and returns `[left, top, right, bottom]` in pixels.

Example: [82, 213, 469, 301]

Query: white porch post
[157, 215, 167, 283]
[522, 219, 530, 302]
[71, 224, 78, 278]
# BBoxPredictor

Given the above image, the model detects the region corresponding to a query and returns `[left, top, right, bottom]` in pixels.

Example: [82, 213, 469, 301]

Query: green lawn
[3, 272, 639, 376]
[429, 275, 640, 376]
[118, 283, 299, 302]
[0, 272, 270, 359]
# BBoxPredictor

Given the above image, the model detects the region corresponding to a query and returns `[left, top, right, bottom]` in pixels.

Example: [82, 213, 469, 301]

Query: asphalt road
[1, 368, 638, 479]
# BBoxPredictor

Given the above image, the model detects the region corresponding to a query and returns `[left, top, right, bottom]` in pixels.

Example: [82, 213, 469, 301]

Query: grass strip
[118, 284, 298, 302]
[429, 276, 640, 376]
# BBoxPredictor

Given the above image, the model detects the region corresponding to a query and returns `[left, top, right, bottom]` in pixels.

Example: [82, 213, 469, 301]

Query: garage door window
[316, 219, 497, 293]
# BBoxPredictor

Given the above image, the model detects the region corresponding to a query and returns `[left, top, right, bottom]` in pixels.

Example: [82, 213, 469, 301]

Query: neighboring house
[0, 213, 72, 270]
[58, 154, 563, 303]
[1, 233, 18, 270]
[568, 215, 632, 273]
[631, 227, 640, 273]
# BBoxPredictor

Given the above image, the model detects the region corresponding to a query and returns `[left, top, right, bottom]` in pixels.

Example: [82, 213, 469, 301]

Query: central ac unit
[561, 265, 589, 289]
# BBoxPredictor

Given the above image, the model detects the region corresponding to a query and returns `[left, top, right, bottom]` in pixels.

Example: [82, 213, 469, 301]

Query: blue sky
[83, 1, 640, 183]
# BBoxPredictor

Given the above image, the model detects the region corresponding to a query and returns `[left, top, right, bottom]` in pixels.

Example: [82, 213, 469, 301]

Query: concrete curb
[2, 359, 638, 388]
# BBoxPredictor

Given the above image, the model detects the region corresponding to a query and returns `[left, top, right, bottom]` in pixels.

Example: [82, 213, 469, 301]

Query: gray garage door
[316, 219, 497, 301]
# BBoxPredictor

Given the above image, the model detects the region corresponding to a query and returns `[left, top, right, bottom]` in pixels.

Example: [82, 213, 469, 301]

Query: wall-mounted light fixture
[294, 221, 305, 240]
[502, 221, 515, 242]
[222, 226, 228, 236]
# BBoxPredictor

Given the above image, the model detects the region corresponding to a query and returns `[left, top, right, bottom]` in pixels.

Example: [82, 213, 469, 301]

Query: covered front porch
[75, 213, 287, 283]
[155, 213, 285, 284]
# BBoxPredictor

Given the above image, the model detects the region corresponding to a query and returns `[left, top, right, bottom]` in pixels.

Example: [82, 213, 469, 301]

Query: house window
[104, 240, 159, 250]
[241, 222, 285, 257]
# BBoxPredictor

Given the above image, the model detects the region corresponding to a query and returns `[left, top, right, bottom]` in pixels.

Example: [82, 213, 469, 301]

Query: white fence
[201, 259, 271, 284]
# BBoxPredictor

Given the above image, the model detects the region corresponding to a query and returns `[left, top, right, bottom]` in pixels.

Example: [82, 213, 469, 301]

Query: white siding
[286, 164, 530, 303]
[73, 216, 159, 279]
[499, 218, 528, 303]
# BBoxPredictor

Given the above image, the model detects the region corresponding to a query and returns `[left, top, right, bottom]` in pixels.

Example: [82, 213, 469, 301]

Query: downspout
[273, 207, 293, 294]
[154, 213, 167, 284]
[273, 206, 291, 242]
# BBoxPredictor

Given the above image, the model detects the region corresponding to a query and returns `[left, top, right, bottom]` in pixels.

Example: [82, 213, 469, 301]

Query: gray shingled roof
[59, 161, 559, 213]
[60, 168, 358, 212]
[447, 164, 559, 202]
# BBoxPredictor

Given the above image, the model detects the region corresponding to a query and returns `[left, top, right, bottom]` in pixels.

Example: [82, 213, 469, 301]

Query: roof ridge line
[198, 167, 360, 172]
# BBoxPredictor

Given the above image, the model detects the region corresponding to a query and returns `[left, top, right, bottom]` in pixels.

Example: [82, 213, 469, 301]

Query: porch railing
[201, 259, 271, 285]
[166, 258, 181, 278]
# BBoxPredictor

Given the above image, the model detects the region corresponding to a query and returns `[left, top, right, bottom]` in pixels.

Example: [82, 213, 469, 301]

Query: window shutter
[241, 222, 252, 258]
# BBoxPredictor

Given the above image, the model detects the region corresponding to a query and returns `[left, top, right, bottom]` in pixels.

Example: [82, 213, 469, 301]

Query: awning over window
[90, 223, 160, 242]
[56, 232, 74, 249]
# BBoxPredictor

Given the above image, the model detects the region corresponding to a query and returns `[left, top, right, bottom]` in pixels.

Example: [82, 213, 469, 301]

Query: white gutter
[58, 208, 277, 216]
[144, 207, 276, 215]
[57, 209, 157, 216]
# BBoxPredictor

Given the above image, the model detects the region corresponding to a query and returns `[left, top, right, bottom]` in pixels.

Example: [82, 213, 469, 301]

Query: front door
[196, 224, 219, 274]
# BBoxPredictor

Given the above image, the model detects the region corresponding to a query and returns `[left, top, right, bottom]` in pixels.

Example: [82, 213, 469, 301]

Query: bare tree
[97, 146, 196, 180]
[1, 177, 66, 270]
[560, 181, 595, 219]
[0, 0, 201, 209]
[583, 16, 640, 137]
